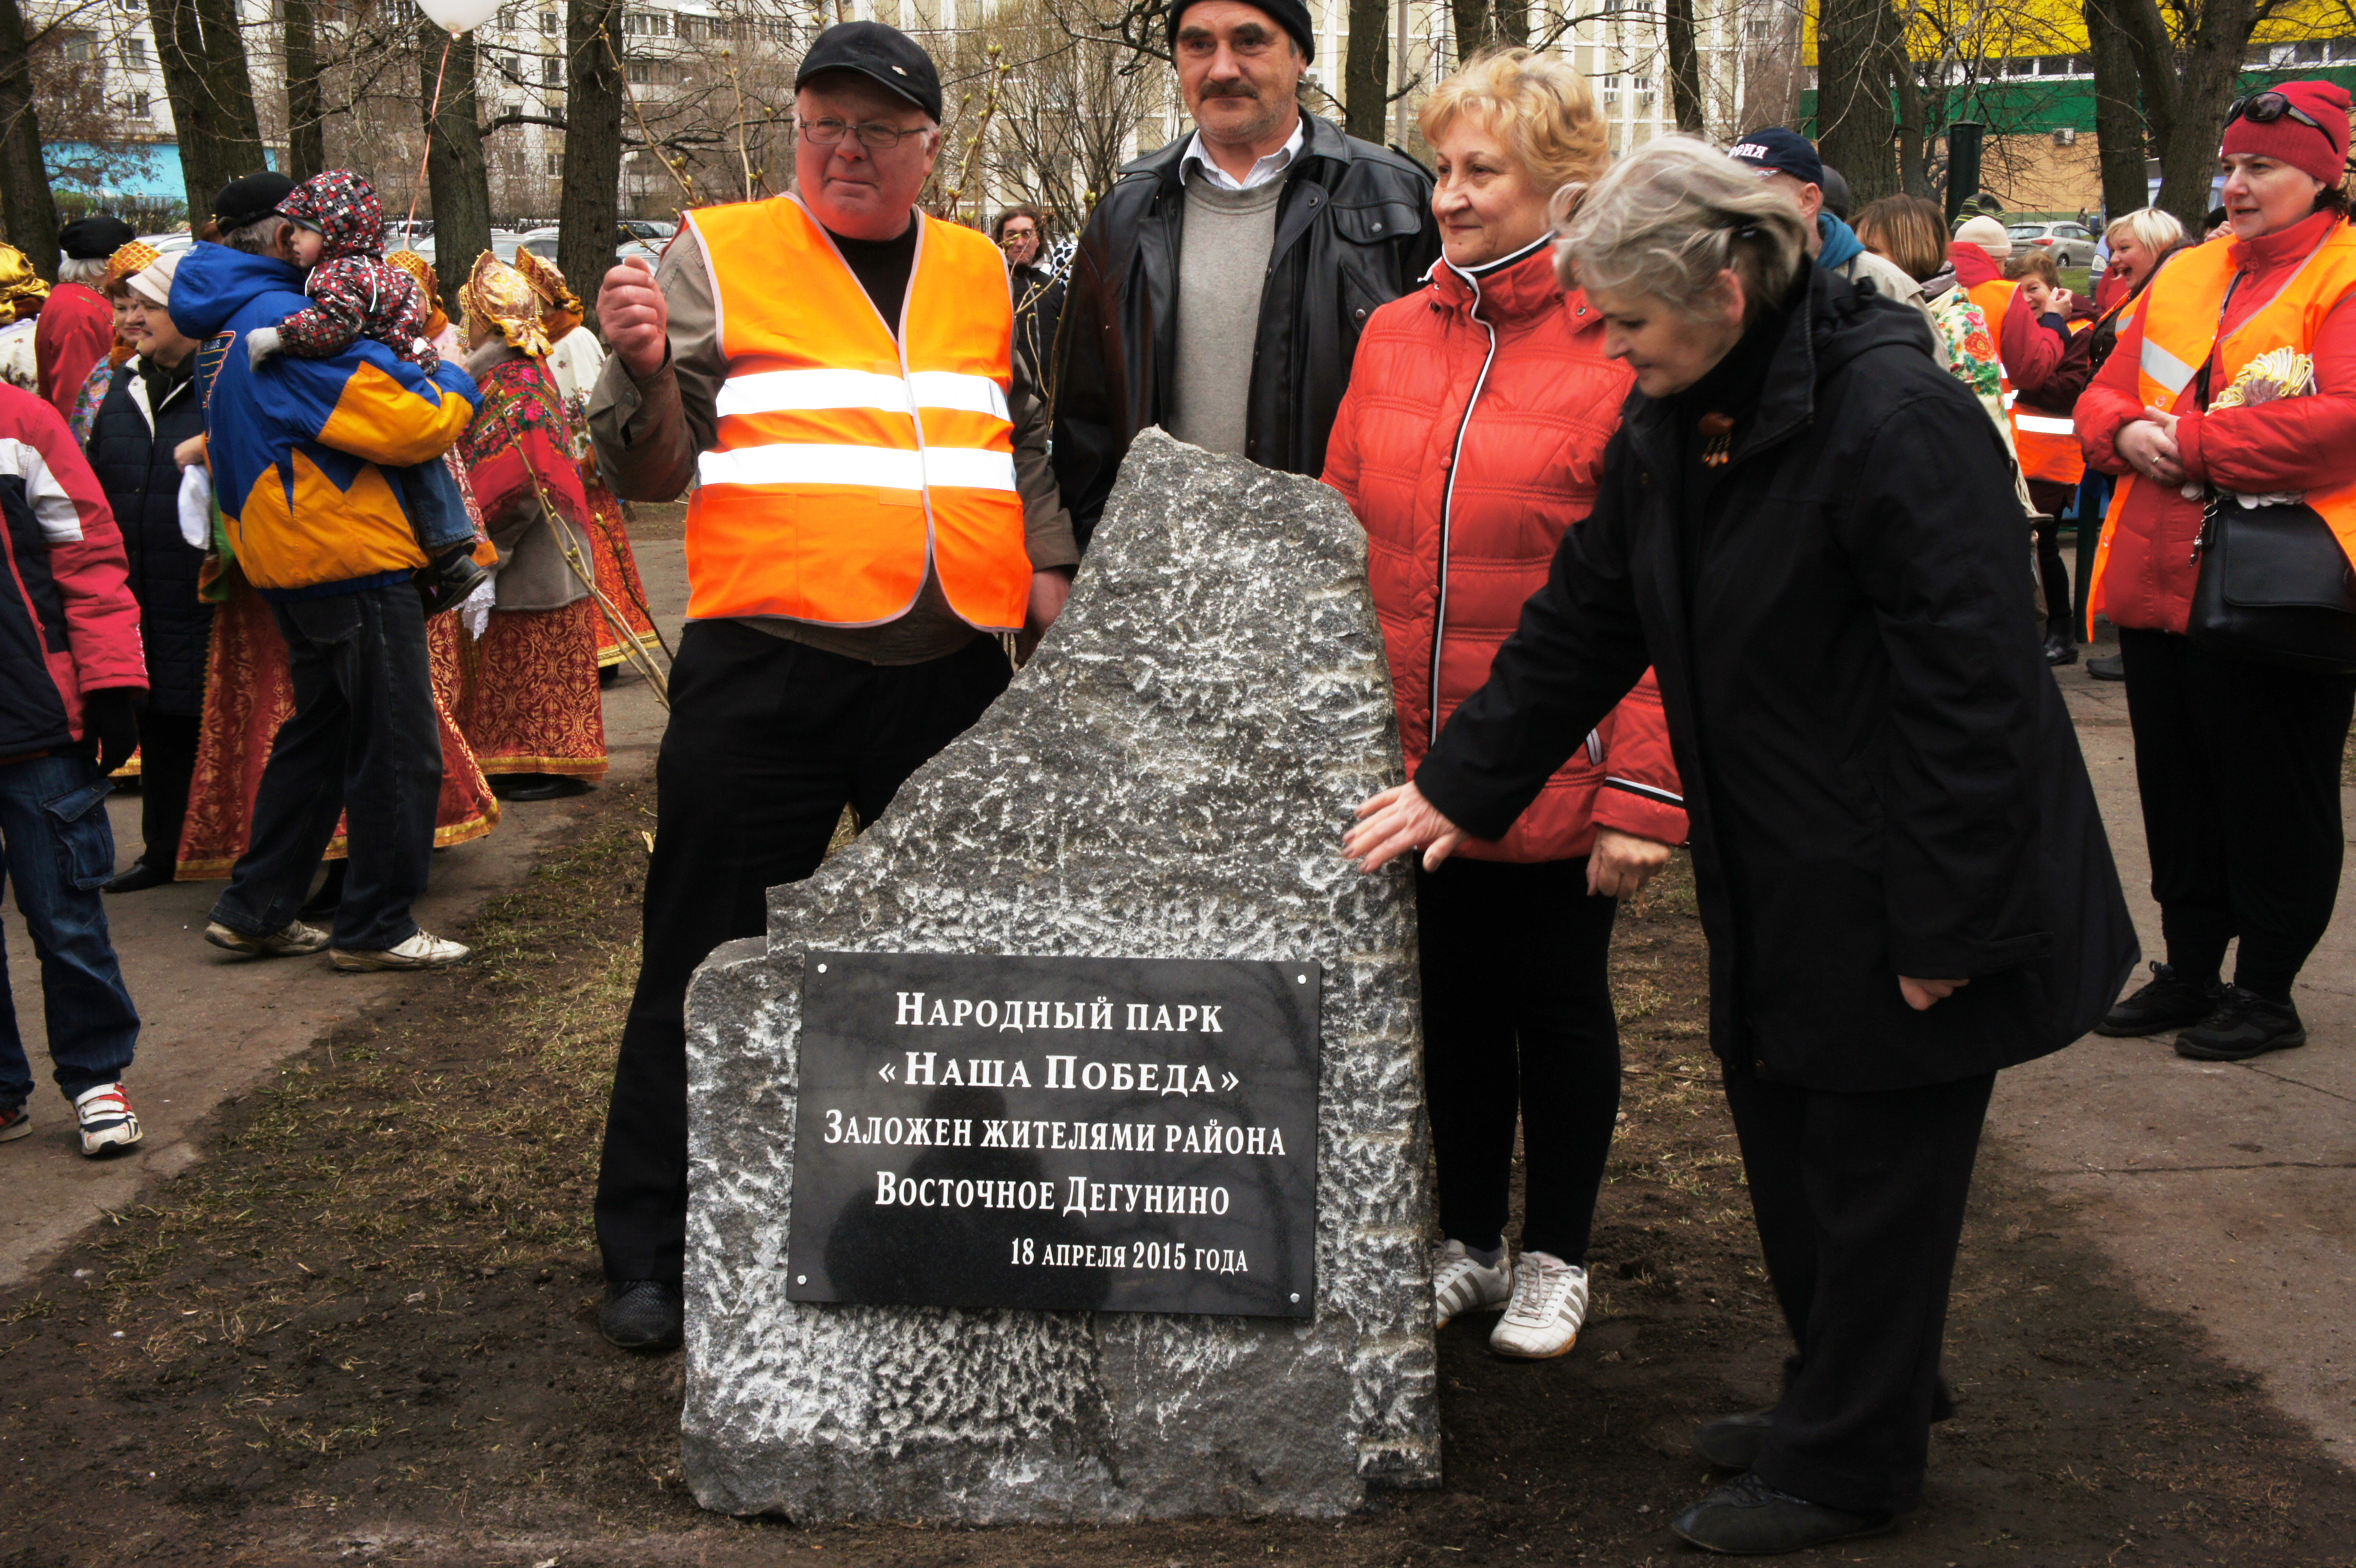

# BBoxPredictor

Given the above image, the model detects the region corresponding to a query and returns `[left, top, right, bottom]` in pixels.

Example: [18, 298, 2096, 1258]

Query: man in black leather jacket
[1049, 0, 1439, 547]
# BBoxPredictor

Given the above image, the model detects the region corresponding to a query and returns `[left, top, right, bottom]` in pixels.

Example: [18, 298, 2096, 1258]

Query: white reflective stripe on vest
[713, 368, 1011, 423]
[2013, 411, 2077, 435]
[699, 443, 1018, 492]
[2140, 335, 2200, 397]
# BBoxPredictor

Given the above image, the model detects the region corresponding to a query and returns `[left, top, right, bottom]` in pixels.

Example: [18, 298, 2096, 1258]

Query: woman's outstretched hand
[1345, 782, 1468, 873]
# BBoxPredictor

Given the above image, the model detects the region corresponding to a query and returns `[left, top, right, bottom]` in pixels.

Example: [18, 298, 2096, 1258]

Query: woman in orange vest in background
[2076, 80, 2356, 1063]
[1951, 215, 2085, 664]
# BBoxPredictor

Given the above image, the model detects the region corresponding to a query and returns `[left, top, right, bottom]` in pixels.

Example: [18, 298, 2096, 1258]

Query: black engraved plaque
[783, 950, 1321, 1318]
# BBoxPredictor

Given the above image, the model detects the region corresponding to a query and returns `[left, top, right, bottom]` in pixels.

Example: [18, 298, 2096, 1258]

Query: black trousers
[2028, 479, 2074, 640]
[210, 584, 441, 952]
[594, 622, 1011, 1285]
[1725, 1068, 1993, 1517]
[1416, 856, 1621, 1264]
[2118, 626, 2355, 998]
[132, 710, 200, 876]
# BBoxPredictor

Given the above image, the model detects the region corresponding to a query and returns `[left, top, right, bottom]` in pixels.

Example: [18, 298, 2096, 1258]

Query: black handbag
[2181, 323, 2356, 674]
[2187, 492, 2356, 673]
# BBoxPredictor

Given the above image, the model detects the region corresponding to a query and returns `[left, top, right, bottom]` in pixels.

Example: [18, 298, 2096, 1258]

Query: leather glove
[81, 688, 141, 777]
[245, 325, 283, 369]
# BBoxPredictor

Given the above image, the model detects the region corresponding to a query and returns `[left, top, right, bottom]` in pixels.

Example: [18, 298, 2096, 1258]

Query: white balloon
[416, 0, 500, 34]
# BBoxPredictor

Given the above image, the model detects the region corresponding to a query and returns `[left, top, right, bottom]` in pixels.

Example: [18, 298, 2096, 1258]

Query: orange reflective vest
[681, 195, 1030, 631]
[2086, 223, 2356, 625]
[1969, 276, 2085, 487]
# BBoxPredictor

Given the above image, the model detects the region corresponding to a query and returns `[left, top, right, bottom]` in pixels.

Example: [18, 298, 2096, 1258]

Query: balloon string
[406, 30, 457, 233]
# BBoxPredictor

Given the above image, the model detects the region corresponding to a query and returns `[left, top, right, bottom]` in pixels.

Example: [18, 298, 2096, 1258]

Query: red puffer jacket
[1324, 242, 1685, 863]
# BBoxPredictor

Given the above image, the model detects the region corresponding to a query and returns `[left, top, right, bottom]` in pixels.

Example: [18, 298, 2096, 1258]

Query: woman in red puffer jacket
[1324, 46, 1685, 1363]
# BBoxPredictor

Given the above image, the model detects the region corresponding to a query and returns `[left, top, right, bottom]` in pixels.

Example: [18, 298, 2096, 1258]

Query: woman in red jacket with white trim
[1324, 48, 1685, 1360]
[2076, 80, 2356, 1061]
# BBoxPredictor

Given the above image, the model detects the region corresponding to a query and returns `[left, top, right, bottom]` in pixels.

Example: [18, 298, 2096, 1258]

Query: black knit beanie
[1167, 0, 1315, 64]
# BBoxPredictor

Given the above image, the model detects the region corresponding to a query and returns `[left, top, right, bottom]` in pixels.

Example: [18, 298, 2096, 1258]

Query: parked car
[516, 225, 662, 268]
[619, 218, 676, 243]
[2005, 220, 2098, 266]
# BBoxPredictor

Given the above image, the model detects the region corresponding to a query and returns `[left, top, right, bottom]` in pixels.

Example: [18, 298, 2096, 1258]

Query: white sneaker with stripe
[1489, 1250, 1590, 1359]
[72, 1082, 142, 1157]
[1434, 1239, 1514, 1328]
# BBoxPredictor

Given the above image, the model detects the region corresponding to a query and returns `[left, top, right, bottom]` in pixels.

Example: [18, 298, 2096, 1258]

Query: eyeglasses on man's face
[797, 116, 930, 150]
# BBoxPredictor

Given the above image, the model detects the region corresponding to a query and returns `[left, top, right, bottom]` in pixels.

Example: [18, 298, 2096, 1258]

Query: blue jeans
[211, 583, 442, 951]
[399, 459, 478, 556]
[0, 754, 141, 1108]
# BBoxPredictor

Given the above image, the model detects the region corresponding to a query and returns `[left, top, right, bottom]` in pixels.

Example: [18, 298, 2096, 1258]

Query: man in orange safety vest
[583, 19, 1080, 1353]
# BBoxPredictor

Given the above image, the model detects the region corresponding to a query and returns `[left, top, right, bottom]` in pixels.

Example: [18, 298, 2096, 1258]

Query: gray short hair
[221, 215, 290, 257]
[57, 256, 108, 285]
[1554, 135, 1808, 323]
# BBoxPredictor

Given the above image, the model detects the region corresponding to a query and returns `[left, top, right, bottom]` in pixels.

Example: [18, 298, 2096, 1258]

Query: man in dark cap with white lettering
[37, 215, 135, 419]
[1050, 0, 1438, 546]
[585, 19, 1079, 1354]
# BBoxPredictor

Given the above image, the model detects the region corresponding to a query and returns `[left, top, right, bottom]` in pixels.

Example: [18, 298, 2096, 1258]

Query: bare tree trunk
[193, 0, 265, 175]
[0, 0, 56, 277]
[1893, 62, 1935, 199]
[2108, 0, 2256, 230]
[1344, 0, 1390, 143]
[2084, 0, 2149, 220]
[1815, 0, 1898, 201]
[1491, 0, 1526, 49]
[420, 22, 493, 318]
[561, 0, 626, 331]
[284, 0, 325, 183]
[1449, 0, 1488, 66]
[149, 0, 228, 217]
[1663, 0, 1705, 135]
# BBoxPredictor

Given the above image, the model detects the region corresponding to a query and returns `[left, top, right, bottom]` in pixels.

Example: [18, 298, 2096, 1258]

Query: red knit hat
[2220, 79, 2352, 190]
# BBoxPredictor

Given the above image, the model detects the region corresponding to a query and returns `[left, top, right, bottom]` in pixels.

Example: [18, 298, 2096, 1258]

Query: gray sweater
[1168, 179, 1284, 458]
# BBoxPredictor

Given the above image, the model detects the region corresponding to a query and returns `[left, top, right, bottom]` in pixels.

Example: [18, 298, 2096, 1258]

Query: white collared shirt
[1180, 117, 1307, 191]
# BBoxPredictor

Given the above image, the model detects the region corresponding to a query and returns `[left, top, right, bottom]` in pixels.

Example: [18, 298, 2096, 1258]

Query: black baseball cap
[795, 22, 943, 123]
[1728, 128, 1824, 190]
[213, 171, 296, 231]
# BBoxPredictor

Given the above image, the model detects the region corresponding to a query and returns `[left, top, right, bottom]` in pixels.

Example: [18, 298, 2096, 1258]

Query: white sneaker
[1434, 1239, 1514, 1328]
[329, 929, 472, 972]
[1489, 1250, 1589, 1359]
[73, 1083, 143, 1157]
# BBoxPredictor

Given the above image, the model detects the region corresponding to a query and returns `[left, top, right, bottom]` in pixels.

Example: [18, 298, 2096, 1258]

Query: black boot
[2095, 962, 2222, 1037]
[2175, 987, 2307, 1061]
[1670, 1474, 1894, 1554]
[600, 1280, 683, 1351]
[1693, 1408, 1776, 1470]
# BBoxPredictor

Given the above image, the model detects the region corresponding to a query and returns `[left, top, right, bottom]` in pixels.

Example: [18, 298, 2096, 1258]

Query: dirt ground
[3, 780, 2352, 1566]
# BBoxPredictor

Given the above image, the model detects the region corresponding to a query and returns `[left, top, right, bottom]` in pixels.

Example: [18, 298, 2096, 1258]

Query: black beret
[213, 171, 297, 232]
[1168, 0, 1316, 63]
[60, 215, 137, 259]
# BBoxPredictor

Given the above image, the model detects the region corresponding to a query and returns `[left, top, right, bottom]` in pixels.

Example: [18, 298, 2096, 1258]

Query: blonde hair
[1419, 46, 1609, 196]
[1553, 135, 1808, 322]
[2104, 206, 2186, 258]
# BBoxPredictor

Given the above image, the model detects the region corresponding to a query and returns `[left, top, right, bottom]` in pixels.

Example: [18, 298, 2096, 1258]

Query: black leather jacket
[1049, 114, 1439, 546]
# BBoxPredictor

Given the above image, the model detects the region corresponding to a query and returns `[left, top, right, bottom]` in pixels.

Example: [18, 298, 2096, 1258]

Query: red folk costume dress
[448, 262, 608, 781]
[512, 247, 661, 672]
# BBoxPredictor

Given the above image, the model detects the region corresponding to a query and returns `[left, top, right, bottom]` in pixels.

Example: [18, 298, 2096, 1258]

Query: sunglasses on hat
[2225, 91, 2329, 136]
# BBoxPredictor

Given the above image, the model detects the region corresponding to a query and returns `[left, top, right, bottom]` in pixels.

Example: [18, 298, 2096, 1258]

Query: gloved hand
[81, 688, 141, 777]
[245, 325, 283, 369]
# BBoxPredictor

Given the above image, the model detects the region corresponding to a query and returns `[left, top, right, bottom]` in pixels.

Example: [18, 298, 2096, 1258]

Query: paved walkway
[0, 539, 688, 1289]
[1990, 655, 2356, 1466]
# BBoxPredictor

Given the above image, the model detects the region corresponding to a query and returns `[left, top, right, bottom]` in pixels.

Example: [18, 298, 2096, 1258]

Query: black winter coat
[86, 360, 213, 715]
[1049, 114, 1440, 546]
[1415, 267, 2138, 1092]
[1011, 260, 1066, 396]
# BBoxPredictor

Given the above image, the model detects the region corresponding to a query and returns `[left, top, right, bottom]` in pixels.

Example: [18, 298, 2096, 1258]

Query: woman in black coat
[1348, 138, 2137, 1555]
[85, 254, 211, 890]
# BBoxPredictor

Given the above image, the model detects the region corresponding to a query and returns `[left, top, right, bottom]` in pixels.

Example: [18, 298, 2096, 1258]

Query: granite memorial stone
[681, 430, 1436, 1521]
